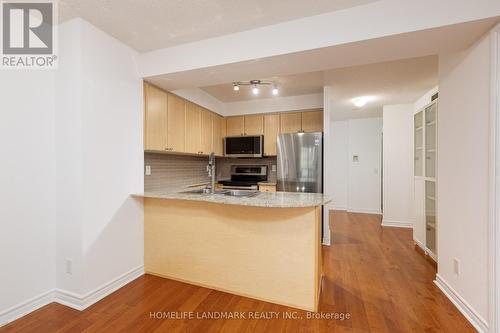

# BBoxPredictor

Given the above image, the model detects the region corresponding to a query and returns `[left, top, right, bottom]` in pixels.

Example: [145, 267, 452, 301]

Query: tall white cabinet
[413, 99, 437, 260]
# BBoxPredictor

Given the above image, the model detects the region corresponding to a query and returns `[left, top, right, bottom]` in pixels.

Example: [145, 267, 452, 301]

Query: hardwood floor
[1, 211, 475, 332]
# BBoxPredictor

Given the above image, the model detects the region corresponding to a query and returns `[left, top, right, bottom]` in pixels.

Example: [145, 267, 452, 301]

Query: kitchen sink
[180, 188, 228, 195]
[224, 190, 259, 197]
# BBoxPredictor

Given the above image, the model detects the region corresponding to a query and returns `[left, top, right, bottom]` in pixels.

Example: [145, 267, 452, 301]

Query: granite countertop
[133, 190, 331, 208]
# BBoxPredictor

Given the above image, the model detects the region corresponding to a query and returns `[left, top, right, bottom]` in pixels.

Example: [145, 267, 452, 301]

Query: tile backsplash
[144, 153, 277, 191]
[144, 153, 210, 191]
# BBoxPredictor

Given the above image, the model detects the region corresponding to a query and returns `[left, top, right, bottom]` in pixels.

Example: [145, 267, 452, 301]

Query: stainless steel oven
[224, 135, 263, 158]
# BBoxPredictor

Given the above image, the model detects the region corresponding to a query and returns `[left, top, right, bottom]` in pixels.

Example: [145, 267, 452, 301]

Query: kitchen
[137, 81, 329, 312]
[2, 1, 500, 332]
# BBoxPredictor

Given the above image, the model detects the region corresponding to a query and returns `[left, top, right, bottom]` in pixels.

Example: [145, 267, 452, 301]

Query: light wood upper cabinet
[263, 114, 280, 156]
[166, 93, 185, 152]
[144, 83, 167, 151]
[226, 116, 245, 137]
[280, 112, 302, 134]
[185, 102, 202, 154]
[200, 108, 213, 154]
[221, 117, 226, 139]
[301, 111, 323, 132]
[244, 115, 264, 135]
[212, 114, 224, 156]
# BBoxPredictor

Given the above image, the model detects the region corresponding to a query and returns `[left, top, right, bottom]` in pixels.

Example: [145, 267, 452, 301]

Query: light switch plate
[453, 258, 460, 275]
[145, 165, 151, 176]
[272, 165, 277, 172]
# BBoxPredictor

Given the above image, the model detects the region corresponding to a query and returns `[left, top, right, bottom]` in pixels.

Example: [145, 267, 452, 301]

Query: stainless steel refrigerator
[277, 132, 323, 193]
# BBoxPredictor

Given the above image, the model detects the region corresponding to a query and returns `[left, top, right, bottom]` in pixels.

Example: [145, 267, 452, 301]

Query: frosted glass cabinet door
[414, 112, 424, 177]
[425, 104, 437, 178]
[425, 181, 436, 254]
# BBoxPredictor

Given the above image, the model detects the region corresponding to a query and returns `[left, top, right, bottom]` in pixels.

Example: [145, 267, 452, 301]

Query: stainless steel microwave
[224, 135, 263, 158]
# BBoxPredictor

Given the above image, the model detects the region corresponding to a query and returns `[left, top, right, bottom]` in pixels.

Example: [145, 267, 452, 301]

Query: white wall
[223, 93, 323, 116]
[171, 88, 226, 116]
[348, 118, 383, 214]
[139, 0, 500, 77]
[437, 32, 492, 329]
[327, 121, 349, 210]
[327, 118, 383, 214]
[0, 71, 56, 323]
[382, 104, 414, 227]
[170, 88, 323, 117]
[414, 86, 438, 111]
[56, 18, 144, 298]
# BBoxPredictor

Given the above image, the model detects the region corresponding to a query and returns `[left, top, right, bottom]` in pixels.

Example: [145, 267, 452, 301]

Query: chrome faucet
[207, 152, 216, 194]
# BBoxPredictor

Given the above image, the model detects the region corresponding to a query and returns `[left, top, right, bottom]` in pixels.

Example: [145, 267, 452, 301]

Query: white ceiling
[201, 71, 324, 102]
[325, 56, 438, 120]
[145, 18, 498, 92]
[59, 0, 378, 52]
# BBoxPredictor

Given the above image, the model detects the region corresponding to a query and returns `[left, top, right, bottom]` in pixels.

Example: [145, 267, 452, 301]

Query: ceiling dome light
[233, 84, 239, 91]
[252, 85, 259, 95]
[272, 86, 279, 96]
[352, 96, 374, 108]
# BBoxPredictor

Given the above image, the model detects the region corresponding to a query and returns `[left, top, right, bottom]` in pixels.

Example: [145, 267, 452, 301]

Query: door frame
[489, 25, 500, 333]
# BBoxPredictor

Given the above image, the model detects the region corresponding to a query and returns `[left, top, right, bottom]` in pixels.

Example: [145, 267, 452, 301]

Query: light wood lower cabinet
[264, 114, 280, 156]
[301, 111, 323, 133]
[166, 93, 185, 152]
[144, 83, 167, 151]
[185, 102, 202, 154]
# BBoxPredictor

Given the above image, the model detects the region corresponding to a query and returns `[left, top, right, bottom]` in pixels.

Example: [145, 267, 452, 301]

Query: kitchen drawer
[259, 184, 276, 193]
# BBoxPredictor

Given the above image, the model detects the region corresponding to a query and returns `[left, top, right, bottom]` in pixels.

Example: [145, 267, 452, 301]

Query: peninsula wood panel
[263, 114, 280, 156]
[144, 83, 167, 151]
[226, 116, 245, 136]
[166, 93, 185, 152]
[280, 112, 302, 133]
[144, 198, 321, 312]
[200, 108, 213, 154]
[301, 111, 323, 132]
[244, 114, 264, 135]
[185, 102, 202, 154]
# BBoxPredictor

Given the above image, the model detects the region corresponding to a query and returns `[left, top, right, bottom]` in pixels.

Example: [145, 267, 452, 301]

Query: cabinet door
[263, 114, 280, 156]
[200, 108, 213, 155]
[212, 114, 224, 156]
[226, 116, 245, 136]
[144, 83, 167, 151]
[166, 93, 185, 152]
[280, 112, 302, 133]
[185, 102, 202, 154]
[244, 115, 264, 135]
[301, 111, 323, 132]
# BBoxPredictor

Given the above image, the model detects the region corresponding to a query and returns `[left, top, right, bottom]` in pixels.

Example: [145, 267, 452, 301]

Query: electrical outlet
[272, 165, 277, 172]
[145, 165, 151, 176]
[453, 258, 460, 275]
[65, 259, 73, 275]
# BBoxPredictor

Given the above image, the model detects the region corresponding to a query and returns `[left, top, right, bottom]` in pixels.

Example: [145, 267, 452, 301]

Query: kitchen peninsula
[135, 190, 330, 312]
